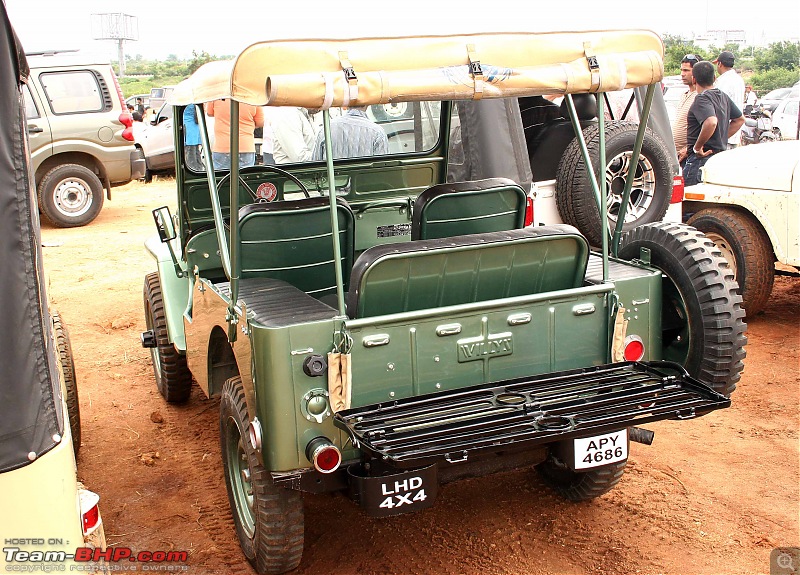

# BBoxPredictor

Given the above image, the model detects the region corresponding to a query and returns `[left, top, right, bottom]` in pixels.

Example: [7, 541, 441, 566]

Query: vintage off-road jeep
[141, 30, 746, 574]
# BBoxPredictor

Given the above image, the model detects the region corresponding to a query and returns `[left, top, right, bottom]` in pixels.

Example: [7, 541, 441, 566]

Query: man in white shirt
[272, 107, 318, 164]
[713, 51, 745, 148]
[672, 54, 699, 166]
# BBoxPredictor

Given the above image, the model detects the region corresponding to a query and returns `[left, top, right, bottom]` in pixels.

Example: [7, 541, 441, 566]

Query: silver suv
[23, 50, 146, 227]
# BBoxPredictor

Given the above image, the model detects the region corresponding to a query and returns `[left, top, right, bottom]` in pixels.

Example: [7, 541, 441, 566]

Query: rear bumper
[130, 149, 146, 180]
[334, 361, 730, 469]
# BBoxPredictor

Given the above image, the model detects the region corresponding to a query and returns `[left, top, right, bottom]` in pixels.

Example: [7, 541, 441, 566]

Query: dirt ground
[40, 178, 799, 575]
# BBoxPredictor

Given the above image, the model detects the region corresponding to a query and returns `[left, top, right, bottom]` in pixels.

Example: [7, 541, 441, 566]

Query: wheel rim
[53, 177, 94, 217]
[225, 417, 256, 537]
[605, 152, 656, 225]
[705, 232, 738, 277]
[661, 275, 691, 365]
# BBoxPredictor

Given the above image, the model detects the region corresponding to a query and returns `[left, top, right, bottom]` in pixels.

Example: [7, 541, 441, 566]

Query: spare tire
[618, 222, 747, 396]
[556, 121, 673, 247]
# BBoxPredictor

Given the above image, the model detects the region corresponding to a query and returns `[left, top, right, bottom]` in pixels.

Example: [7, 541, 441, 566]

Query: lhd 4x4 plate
[347, 463, 438, 518]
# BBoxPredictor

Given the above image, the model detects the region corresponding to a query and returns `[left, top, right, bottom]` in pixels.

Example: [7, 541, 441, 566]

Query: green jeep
[141, 30, 746, 574]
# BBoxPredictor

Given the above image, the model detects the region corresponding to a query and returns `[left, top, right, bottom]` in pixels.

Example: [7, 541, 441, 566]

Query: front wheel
[220, 377, 304, 574]
[758, 131, 778, 144]
[618, 222, 746, 396]
[38, 164, 104, 227]
[143, 272, 192, 403]
[687, 208, 775, 315]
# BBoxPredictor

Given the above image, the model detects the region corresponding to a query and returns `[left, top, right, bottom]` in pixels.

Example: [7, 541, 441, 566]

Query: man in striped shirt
[672, 54, 699, 167]
[312, 107, 389, 161]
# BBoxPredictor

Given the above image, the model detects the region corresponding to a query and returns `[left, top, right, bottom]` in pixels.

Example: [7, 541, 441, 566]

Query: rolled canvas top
[171, 30, 664, 107]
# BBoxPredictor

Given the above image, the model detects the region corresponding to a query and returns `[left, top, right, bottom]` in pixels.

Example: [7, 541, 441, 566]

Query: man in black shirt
[684, 61, 744, 186]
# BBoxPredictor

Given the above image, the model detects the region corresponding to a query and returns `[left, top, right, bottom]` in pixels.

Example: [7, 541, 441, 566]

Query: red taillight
[306, 437, 342, 474]
[623, 335, 645, 362]
[111, 69, 135, 141]
[670, 175, 685, 204]
[524, 196, 534, 227]
[79, 489, 102, 535]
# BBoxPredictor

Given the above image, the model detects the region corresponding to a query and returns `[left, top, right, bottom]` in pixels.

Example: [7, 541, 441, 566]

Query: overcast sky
[5, 0, 800, 61]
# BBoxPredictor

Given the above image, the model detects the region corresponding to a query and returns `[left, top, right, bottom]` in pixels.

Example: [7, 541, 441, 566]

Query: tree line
[664, 36, 799, 93]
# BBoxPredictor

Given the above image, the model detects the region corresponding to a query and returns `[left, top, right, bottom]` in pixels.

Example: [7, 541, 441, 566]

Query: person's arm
[693, 116, 718, 158]
[205, 101, 215, 118]
[728, 116, 744, 138]
[253, 106, 264, 129]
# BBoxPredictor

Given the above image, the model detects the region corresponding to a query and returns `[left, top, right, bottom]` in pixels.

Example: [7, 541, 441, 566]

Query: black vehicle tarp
[0, 2, 63, 474]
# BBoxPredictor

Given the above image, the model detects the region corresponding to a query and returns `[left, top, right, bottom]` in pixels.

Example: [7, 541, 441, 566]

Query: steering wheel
[215, 165, 311, 203]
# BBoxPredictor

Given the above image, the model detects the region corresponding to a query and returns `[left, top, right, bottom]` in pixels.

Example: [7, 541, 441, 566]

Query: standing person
[272, 107, 318, 164]
[311, 106, 389, 160]
[672, 54, 699, 166]
[183, 104, 203, 172]
[684, 61, 744, 187]
[205, 99, 264, 169]
[744, 85, 757, 111]
[135, 97, 145, 116]
[713, 51, 745, 148]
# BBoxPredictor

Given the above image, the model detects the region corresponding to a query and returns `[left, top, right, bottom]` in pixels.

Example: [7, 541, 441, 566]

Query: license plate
[574, 429, 628, 470]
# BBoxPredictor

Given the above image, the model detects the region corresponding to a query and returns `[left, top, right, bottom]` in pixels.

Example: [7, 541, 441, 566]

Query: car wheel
[537, 455, 626, 502]
[687, 208, 775, 316]
[758, 131, 778, 144]
[38, 164, 104, 228]
[618, 222, 747, 396]
[220, 376, 304, 574]
[143, 272, 192, 403]
[52, 310, 81, 457]
[556, 121, 673, 247]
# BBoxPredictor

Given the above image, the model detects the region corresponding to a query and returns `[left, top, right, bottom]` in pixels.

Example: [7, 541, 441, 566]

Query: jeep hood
[700, 141, 800, 192]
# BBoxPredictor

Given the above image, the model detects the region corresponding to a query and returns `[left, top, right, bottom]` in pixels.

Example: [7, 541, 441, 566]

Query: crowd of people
[671, 50, 748, 186]
[185, 103, 389, 170]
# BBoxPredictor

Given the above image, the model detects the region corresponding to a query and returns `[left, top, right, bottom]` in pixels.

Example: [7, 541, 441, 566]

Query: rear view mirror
[152, 206, 176, 242]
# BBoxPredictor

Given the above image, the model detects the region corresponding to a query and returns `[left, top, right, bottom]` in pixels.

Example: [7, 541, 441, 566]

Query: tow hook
[140, 330, 156, 348]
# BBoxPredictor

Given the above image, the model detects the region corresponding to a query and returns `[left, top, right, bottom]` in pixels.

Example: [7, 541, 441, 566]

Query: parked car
[759, 86, 799, 113]
[684, 140, 800, 315]
[0, 5, 107, 569]
[142, 31, 742, 574]
[23, 50, 146, 226]
[771, 97, 799, 140]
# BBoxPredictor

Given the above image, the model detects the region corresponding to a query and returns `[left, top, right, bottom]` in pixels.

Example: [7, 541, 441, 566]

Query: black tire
[688, 208, 775, 315]
[618, 222, 747, 396]
[537, 455, 626, 502]
[38, 164, 104, 227]
[556, 121, 673, 247]
[220, 377, 304, 574]
[758, 131, 778, 144]
[143, 272, 192, 403]
[52, 310, 81, 457]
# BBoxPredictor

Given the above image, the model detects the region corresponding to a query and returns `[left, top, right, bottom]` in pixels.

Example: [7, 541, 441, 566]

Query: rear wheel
[537, 455, 626, 502]
[618, 222, 746, 396]
[143, 272, 192, 403]
[38, 164, 104, 227]
[220, 377, 304, 574]
[52, 310, 81, 456]
[687, 208, 775, 315]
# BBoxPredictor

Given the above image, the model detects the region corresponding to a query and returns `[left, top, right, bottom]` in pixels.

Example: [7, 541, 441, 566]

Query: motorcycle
[741, 104, 778, 145]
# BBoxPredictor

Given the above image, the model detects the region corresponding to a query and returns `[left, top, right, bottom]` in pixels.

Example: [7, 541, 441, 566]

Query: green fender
[144, 235, 191, 351]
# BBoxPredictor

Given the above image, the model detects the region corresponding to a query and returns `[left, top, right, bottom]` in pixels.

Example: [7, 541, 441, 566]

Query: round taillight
[306, 437, 341, 474]
[623, 335, 645, 362]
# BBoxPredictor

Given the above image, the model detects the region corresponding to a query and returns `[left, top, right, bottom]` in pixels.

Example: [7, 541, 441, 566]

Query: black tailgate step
[333, 361, 730, 468]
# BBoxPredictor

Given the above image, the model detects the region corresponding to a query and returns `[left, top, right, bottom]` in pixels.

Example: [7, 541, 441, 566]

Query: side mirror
[152, 206, 176, 243]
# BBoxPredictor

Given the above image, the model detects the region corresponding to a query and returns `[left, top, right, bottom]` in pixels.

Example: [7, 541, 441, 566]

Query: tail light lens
[623, 335, 645, 362]
[671, 175, 684, 204]
[79, 489, 102, 536]
[524, 196, 534, 227]
[306, 437, 342, 474]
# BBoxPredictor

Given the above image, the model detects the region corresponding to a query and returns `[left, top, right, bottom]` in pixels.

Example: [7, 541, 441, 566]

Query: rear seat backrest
[411, 178, 528, 240]
[238, 197, 355, 298]
[347, 225, 589, 318]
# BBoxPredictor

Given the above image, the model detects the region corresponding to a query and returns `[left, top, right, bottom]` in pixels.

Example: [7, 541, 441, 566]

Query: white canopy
[171, 30, 663, 108]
